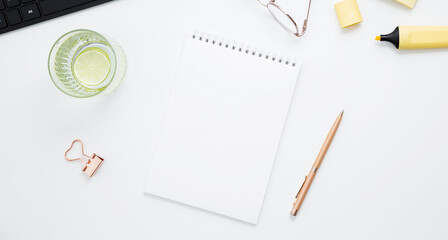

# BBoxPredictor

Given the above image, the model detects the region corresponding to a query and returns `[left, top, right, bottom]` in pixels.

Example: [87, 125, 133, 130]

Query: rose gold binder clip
[65, 139, 104, 177]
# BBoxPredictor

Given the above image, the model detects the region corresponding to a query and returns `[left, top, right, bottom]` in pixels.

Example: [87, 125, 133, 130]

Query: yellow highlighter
[375, 26, 448, 49]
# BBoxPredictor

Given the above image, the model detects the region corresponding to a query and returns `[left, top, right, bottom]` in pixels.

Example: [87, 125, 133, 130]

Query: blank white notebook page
[145, 32, 301, 224]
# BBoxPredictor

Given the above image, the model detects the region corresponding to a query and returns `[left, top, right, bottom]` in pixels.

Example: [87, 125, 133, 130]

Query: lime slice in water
[73, 48, 111, 86]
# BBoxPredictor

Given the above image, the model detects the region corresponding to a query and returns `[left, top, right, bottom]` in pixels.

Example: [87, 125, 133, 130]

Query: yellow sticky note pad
[334, 0, 363, 28]
[394, 0, 417, 9]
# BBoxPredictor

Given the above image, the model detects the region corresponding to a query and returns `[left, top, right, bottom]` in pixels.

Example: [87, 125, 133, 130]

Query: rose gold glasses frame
[258, 0, 312, 37]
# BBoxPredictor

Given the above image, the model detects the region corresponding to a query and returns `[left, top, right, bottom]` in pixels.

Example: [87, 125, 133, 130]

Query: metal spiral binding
[192, 30, 297, 67]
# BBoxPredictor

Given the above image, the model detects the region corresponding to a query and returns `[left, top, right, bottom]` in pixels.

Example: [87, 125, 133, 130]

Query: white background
[1, 0, 448, 239]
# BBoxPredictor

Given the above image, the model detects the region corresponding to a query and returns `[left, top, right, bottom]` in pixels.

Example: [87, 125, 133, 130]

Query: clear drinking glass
[48, 29, 126, 98]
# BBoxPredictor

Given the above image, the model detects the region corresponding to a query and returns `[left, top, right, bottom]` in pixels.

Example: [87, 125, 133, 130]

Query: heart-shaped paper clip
[65, 139, 104, 178]
[65, 139, 91, 163]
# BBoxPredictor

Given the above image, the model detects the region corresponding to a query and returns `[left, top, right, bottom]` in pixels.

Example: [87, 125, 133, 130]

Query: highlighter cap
[334, 0, 363, 28]
[394, 0, 417, 9]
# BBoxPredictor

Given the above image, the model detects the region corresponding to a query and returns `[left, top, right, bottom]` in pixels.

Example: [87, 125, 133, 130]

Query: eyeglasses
[258, 0, 312, 37]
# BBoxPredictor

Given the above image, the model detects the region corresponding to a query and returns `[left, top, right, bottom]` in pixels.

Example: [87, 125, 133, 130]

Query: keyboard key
[40, 0, 94, 15]
[0, 13, 7, 28]
[21, 0, 34, 3]
[5, 0, 20, 8]
[0, 0, 5, 10]
[5, 9, 22, 25]
[21, 3, 40, 21]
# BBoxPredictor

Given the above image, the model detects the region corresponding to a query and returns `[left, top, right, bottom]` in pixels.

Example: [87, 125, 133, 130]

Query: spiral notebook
[145, 31, 301, 224]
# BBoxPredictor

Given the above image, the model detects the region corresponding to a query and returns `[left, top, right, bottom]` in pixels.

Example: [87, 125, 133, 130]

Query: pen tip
[375, 36, 381, 41]
[340, 110, 344, 116]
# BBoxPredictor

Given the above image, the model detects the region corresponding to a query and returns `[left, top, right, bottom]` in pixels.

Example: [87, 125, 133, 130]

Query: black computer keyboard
[0, 0, 112, 35]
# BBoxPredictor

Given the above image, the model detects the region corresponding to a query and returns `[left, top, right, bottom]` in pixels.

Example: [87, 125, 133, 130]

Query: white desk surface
[1, 0, 448, 239]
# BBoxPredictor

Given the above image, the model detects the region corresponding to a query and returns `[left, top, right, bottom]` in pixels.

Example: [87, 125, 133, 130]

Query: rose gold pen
[290, 110, 344, 216]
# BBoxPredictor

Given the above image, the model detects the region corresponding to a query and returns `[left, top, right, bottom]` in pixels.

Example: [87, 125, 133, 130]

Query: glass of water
[48, 29, 126, 98]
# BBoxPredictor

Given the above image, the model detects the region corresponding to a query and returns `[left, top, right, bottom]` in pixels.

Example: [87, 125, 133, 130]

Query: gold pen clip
[296, 175, 307, 198]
